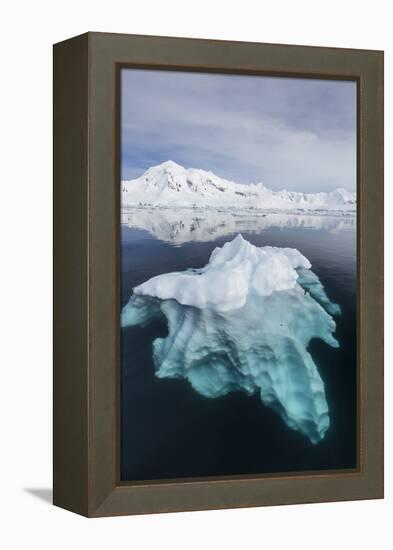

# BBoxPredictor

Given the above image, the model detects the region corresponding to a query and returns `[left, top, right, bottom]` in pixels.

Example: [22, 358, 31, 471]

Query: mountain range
[121, 161, 356, 212]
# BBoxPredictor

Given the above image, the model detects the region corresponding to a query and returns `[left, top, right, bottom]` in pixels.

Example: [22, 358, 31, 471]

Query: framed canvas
[53, 32, 384, 517]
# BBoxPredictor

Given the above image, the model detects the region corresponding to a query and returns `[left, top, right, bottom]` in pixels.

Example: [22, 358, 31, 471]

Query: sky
[121, 69, 357, 193]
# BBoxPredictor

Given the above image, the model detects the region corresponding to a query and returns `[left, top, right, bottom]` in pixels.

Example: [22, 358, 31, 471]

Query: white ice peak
[133, 234, 312, 312]
[122, 161, 356, 211]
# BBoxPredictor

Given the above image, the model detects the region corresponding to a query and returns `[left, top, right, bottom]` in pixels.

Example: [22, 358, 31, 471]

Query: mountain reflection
[121, 207, 356, 244]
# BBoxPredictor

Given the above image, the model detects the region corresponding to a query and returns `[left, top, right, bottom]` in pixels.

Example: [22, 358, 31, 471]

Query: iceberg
[131, 235, 312, 312]
[121, 235, 341, 444]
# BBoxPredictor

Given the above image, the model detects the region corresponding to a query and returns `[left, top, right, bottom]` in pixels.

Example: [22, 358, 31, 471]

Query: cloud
[121, 69, 356, 192]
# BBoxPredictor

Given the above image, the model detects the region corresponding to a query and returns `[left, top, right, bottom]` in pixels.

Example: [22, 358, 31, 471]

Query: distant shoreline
[120, 204, 357, 218]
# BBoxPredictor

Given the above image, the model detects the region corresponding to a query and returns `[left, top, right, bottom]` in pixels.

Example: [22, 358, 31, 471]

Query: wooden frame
[53, 32, 384, 517]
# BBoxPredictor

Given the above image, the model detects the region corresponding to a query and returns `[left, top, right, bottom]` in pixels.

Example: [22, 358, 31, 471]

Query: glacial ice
[121, 235, 341, 444]
[132, 235, 312, 312]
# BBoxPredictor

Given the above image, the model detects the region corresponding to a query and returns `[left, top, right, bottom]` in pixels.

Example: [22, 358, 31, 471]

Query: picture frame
[53, 32, 384, 517]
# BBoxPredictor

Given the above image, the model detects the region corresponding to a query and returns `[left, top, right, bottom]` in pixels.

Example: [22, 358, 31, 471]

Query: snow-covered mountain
[122, 161, 356, 212]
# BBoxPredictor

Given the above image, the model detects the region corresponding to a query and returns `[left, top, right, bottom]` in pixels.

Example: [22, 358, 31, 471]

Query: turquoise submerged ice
[121, 235, 341, 444]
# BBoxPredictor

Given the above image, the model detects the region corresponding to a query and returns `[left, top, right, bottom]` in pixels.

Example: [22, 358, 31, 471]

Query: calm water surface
[120, 212, 357, 481]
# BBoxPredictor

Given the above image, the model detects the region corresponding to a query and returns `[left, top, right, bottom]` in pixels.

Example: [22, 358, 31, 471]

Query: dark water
[120, 220, 357, 482]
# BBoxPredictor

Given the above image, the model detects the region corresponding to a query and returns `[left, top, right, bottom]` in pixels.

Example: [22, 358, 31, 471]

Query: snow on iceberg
[131, 234, 312, 312]
[121, 235, 341, 444]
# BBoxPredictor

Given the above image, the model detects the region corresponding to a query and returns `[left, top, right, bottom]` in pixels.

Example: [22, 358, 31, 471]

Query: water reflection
[121, 207, 356, 244]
